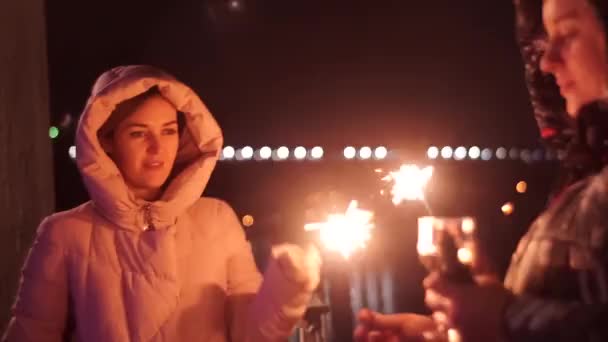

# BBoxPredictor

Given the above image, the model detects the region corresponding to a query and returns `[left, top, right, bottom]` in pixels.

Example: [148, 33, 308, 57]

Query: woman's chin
[130, 179, 168, 195]
[139, 171, 171, 185]
[567, 94, 608, 117]
[567, 99, 584, 118]
[143, 180, 168, 190]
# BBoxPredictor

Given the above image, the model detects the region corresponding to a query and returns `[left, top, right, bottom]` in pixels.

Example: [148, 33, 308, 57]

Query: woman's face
[541, 0, 608, 116]
[103, 95, 179, 201]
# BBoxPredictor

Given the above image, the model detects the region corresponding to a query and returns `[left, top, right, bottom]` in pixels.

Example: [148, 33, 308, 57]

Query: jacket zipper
[142, 203, 153, 231]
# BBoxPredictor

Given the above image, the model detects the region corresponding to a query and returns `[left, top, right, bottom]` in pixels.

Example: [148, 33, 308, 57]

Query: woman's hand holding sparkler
[272, 243, 322, 291]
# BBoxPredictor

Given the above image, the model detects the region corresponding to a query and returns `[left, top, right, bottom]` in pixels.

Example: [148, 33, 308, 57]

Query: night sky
[46, 0, 553, 261]
[47, 0, 538, 147]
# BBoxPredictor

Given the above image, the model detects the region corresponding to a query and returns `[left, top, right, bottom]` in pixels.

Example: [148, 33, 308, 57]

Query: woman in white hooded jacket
[3, 65, 321, 342]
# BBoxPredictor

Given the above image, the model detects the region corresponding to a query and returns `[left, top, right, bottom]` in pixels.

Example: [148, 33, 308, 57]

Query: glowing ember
[304, 200, 374, 258]
[383, 164, 434, 204]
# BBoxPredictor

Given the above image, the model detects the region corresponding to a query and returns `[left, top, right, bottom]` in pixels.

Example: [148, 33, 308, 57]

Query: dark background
[43, 0, 558, 339]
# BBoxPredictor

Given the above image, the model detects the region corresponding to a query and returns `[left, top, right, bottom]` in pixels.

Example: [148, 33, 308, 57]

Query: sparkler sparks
[304, 200, 374, 258]
[383, 164, 434, 204]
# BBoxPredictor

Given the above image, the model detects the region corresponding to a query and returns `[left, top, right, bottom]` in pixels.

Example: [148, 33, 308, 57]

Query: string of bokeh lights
[56, 121, 535, 221]
[64, 144, 563, 163]
[51, 115, 561, 163]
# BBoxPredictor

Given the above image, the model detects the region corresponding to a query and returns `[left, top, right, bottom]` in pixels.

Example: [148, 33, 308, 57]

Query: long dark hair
[515, 0, 608, 199]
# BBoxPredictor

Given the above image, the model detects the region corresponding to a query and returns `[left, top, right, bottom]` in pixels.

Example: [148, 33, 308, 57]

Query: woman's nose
[540, 40, 562, 75]
[146, 134, 161, 154]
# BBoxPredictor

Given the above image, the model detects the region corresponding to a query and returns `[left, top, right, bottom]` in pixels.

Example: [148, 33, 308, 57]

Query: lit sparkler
[304, 200, 374, 258]
[382, 164, 434, 205]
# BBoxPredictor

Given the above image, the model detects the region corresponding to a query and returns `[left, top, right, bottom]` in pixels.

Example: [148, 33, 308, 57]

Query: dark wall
[0, 0, 54, 328]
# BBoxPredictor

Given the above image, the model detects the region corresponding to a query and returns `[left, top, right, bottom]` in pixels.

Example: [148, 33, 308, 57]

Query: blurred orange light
[242, 215, 254, 227]
[501, 202, 514, 216]
[457, 247, 474, 265]
[516, 181, 527, 194]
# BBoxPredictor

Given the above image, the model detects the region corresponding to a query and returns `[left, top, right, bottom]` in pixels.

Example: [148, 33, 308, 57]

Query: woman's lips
[143, 160, 164, 169]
